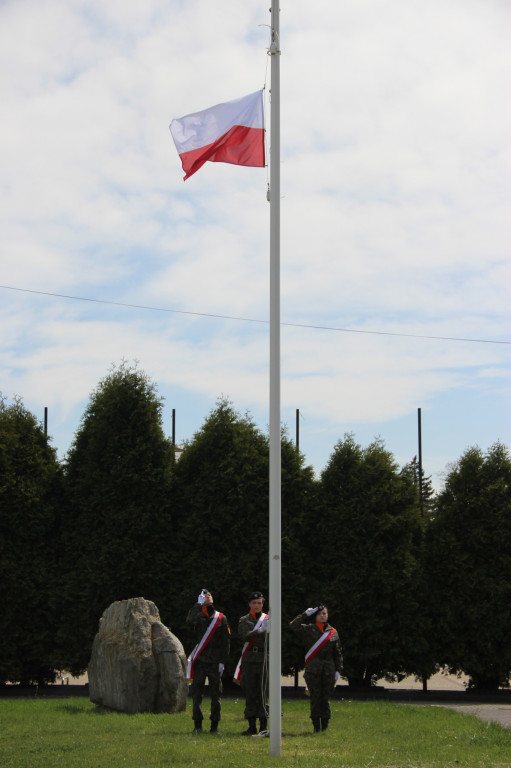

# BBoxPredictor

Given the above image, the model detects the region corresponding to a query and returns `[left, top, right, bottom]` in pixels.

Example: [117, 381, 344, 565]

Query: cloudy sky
[1, 0, 510, 489]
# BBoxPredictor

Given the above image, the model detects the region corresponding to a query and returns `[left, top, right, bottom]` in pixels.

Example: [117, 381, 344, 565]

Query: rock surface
[88, 597, 187, 714]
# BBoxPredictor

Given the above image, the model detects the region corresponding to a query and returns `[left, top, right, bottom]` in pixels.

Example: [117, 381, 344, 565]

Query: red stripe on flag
[179, 125, 265, 180]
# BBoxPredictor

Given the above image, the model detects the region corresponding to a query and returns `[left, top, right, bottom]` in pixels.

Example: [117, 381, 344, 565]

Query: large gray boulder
[88, 597, 187, 714]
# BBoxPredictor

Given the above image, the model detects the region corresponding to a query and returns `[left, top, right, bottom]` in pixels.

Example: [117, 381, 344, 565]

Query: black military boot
[210, 721, 219, 734]
[321, 717, 329, 731]
[312, 718, 321, 733]
[193, 720, 203, 733]
[259, 717, 268, 734]
[242, 717, 257, 735]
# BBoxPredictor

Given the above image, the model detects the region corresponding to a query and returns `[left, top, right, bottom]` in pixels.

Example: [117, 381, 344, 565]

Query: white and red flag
[170, 90, 265, 180]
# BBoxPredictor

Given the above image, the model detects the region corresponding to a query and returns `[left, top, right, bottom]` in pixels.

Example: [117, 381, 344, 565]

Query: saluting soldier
[290, 604, 341, 733]
[236, 591, 269, 736]
[186, 589, 230, 734]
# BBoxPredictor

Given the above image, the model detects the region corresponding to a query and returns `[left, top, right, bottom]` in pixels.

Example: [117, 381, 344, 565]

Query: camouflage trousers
[190, 660, 222, 724]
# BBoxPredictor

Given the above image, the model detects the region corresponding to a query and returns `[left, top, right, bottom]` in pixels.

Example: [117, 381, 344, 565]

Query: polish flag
[170, 90, 265, 180]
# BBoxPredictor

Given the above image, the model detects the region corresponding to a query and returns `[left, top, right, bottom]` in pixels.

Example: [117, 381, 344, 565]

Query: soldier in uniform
[290, 604, 341, 733]
[186, 589, 230, 733]
[237, 591, 269, 735]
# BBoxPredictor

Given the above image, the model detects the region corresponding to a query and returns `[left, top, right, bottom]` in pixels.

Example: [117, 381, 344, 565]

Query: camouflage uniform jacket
[290, 613, 341, 674]
[186, 603, 230, 665]
[238, 611, 268, 665]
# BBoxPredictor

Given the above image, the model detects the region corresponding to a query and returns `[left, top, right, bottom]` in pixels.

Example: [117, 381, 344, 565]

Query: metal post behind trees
[44, 407, 48, 437]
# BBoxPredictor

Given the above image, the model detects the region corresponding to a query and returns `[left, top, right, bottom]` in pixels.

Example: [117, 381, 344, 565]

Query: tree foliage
[168, 399, 269, 665]
[401, 456, 435, 520]
[58, 363, 174, 673]
[315, 434, 423, 687]
[280, 433, 319, 675]
[0, 395, 62, 684]
[2, 365, 510, 691]
[168, 400, 316, 676]
[425, 442, 511, 690]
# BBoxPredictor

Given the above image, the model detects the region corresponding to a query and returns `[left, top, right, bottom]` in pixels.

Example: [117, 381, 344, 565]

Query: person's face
[316, 607, 328, 622]
[204, 592, 213, 606]
[249, 598, 264, 613]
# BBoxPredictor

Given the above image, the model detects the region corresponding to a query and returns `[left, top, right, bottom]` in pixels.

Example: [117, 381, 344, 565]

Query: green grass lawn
[1, 696, 510, 768]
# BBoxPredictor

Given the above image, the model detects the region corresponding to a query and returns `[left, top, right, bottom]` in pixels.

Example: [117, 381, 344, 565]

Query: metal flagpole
[268, 0, 281, 757]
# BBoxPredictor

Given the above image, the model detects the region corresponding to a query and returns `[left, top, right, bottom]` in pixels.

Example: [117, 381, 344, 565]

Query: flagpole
[268, 0, 281, 757]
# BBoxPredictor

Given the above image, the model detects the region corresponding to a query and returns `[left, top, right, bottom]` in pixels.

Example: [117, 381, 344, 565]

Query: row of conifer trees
[1, 362, 510, 689]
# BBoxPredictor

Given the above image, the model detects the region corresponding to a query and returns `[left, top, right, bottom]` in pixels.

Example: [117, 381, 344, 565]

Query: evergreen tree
[58, 363, 174, 673]
[280, 433, 319, 676]
[169, 399, 269, 667]
[316, 434, 423, 687]
[168, 400, 315, 676]
[401, 456, 435, 520]
[398, 458, 439, 685]
[425, 442, 511, 690]
[0, 395, 62, 684]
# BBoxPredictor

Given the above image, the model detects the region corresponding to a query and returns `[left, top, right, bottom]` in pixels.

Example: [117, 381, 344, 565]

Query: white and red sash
[233, 613, 268, 683]
[304, 627, 337, 665]
[187, 610, 224, 680]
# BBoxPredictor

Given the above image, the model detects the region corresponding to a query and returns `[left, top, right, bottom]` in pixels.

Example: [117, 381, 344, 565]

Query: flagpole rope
[263, 628, 270, 719]
[259, 23, 272, 184]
